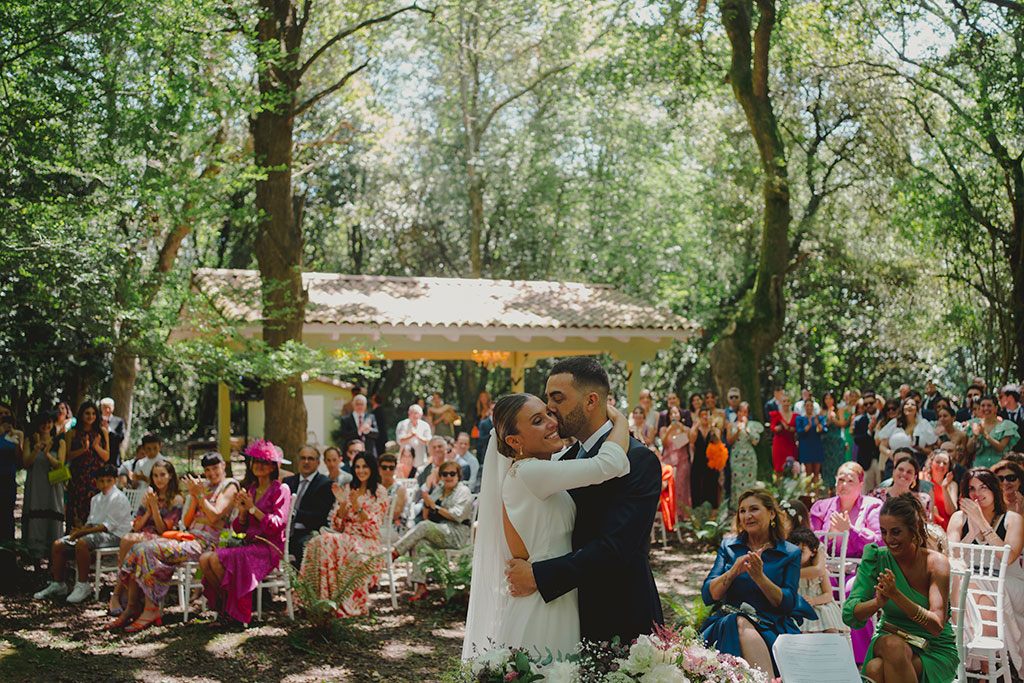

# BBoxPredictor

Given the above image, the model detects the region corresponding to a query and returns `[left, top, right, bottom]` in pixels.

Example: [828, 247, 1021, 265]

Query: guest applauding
[967, 395, 1020, 468]
[200, 440, 291, 625]
[842, 494, 958, 683]
[659, 405, 691, 519]
[394, 460, 472, 602]
[923, 450, 957, 530]
[795, 397, 827, 487]
[64, 401, 110, 529]
[323, 446, 353, 487]
[994, 459, 1024, 515]
[283, 445, 335, 565]
[298, 451, 388, 617]
[727, 402, 762, 508]
[809, 461, 883, 662]
[873, 453, 934, 516]
[378, 453, 408, 536]
[112, 452, 237, 631]
[690, 408, 720, 508]
[770, 395, 797, 476]
[701, 489, 813, 677]
[107, 461, 183, 615]
[789, 526, 844, 633]
[947, 467, 1024, 672]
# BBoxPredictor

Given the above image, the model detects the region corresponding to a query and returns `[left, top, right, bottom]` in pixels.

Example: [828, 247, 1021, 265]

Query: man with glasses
[956, 384, 985, 422]
[342, 439, 364, 475]
[725, 388, 741, 423]
[282, 445, 334, 565]
[853, 391, 882, 490]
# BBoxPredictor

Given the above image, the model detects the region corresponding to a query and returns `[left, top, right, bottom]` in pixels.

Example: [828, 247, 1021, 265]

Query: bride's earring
[519, 447, 523, 456]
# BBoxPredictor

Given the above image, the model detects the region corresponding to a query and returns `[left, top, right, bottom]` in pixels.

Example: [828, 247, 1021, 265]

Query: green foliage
[678, 502, 734, 548]
[289, 537, 385, 632]
[662, 592, 714, 632]
[412, 546, 473, 602]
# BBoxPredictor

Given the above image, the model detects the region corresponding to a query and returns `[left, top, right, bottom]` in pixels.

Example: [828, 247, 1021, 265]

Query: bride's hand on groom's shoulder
[505, 558, 537, 597]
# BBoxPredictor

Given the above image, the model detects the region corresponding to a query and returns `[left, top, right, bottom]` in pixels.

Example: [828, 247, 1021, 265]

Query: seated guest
[923, 450, 957, 530]
[323, 446, 352, 487]
[872, 452, 934, 515]
[700, 488, 814, 677]
[453, 432, 480, 493]
[337, 394, 379, 457]
[994, 459, 1024, 515]
[117, 433, 164, 491]
[947, 467, 1024, 673]
[789, 526, 844, 633]
[199, 440, 290, 625]
[808, 461, 883, 661]
[298, 451, 388, 617]
[842, 494, 958, 683]
[378, 453, 408, 537]
[282, 444, 334, 565]
[107, 460, 183, 615]
[22, 411, 64, 568]
[394, 460, 473, 602]
[34, 463, 131, 604]
[396, 445, 417, 480]
[342, 438, 364, 475]
[111, 451, 238, 631]
[416, 436, 447, 488]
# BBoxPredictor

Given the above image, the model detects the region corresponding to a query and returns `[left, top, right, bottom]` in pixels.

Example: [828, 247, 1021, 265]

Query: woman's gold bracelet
[912, 605, 929, 625]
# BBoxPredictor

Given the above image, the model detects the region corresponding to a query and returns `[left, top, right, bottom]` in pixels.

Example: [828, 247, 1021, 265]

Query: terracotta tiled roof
[192, 268, 696, 334]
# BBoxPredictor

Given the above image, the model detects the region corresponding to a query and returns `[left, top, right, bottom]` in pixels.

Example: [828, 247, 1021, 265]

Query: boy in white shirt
[34, 464, 132, 603]
[118, 433, 165, 491]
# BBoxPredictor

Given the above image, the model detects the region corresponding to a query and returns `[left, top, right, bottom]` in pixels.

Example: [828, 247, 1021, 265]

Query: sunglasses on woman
[440, 471, 459, 477]
[997, 473, 1019, 483]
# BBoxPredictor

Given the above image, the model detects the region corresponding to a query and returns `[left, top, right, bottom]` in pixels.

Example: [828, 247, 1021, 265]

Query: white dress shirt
[86, 487, 133, 538]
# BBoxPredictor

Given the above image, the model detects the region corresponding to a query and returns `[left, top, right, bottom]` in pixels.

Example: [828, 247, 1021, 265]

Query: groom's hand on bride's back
[506, 559, 537, 597]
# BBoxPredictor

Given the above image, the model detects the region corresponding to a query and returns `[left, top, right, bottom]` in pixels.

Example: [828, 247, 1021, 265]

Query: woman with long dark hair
[64, 401, 109, 529]
[22, 411, 64, 565]
[199, 439, 290, 626]
[298, 451, 389, 618]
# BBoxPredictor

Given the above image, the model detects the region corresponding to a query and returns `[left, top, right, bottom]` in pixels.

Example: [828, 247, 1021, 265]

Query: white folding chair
[254, 493, 297, 620]
[949, 541, 1012, 682]
[380, 491, 400, 608]
[813, 530, 851, 606]
[950, 567, 973, 683]
[90, 487, 147, 600]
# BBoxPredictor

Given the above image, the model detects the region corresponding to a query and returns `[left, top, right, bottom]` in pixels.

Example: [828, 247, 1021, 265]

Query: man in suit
[282, 445, 335, 566]
[99, 397, 125, 468]
[853, 391, 882, 491]
[999, 384, 1024, 431]
[763, 385, 785, 422]
[920, 380, 943, 420]
[506, 356, 663, 643]
[371, 393, 388, 456]
[337, 394, 378, 457]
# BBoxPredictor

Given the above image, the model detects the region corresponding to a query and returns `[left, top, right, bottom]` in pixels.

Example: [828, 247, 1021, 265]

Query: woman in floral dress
[64, 401, 109, 529]
[728, 402, 763, 508]
[298, 451, 388, 617]
[110, 452, 238, 630]
[659, 405, 691, 519]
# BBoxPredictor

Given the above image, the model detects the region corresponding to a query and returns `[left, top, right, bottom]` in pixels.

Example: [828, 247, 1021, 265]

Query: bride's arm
[515, 407, 630, 501]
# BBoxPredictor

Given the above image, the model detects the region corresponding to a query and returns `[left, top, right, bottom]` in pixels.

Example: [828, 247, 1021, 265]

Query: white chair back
[123, 486, 146, 513]
[814, 529, 850, 606]
[949, 541, 1010, 643]
[949, 567, 972, 683]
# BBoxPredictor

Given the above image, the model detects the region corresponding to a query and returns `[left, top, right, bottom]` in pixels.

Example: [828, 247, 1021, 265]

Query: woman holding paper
[842, 493, 957, 683]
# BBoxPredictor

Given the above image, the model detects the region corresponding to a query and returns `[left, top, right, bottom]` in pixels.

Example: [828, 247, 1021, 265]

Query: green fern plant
[678, 502, 734, 548]
[662, 592, 714, 631]
[288, 532, 385, 631]
[414, 546, 472, 601]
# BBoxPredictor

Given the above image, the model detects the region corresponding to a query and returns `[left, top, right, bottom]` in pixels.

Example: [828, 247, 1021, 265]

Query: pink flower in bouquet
[504, 672, 519, 682]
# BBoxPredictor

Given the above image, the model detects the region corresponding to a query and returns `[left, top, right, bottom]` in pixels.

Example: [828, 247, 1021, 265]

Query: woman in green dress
[822, 391, 848, 491]
[842, 493, 957, 683]
[726, 401, 762, 508]
[966, 394, 1020, 468]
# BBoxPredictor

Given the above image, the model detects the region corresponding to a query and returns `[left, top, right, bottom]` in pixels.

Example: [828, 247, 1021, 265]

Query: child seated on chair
[34, 463, 132, 604]
[790, 526, 844, 633]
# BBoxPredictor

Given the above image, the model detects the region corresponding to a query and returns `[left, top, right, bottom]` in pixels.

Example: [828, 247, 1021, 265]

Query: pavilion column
[218, 382, 231, 461]
[626, 361, 639, 411]
[510, 352, 526, 392]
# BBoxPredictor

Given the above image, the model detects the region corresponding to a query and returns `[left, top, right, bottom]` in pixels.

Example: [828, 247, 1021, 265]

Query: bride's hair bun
[493, 394, 532, 458]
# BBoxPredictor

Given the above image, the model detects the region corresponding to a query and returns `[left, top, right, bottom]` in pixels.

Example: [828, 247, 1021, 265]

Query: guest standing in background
[822, 391, 848, 491]
[64, 401, 109, 529]
[690, 408, 720, 508]
[660, 405, 691, 519]
[22, 412, 64, 567]
[98, 398, 125, 468]
[396, 405, 432, 467]
[337, 395, 379, 457]
[770, 395, 797, 476]
[728, 402, 762, 508]
[427, 392, 458, 438]
[796, 398, 827, 487]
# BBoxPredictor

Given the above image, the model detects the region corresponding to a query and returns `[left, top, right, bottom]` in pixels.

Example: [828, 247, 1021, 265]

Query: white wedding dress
[462, 432, 629, 659]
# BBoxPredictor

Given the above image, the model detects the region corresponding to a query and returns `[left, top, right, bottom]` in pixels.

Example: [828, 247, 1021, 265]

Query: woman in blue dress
[701, 488, 815, 677]
[795, 399, 827, 488]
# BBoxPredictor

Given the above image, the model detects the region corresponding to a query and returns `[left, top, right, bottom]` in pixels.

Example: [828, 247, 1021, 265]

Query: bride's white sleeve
[515, 441, 630, 500]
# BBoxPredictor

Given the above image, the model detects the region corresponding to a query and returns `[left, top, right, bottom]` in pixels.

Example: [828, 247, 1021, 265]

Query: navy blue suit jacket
[532, 434, 664, 643]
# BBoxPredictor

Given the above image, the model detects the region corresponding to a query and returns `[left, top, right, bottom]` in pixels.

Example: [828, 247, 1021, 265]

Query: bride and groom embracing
[463, 357, 664, 659]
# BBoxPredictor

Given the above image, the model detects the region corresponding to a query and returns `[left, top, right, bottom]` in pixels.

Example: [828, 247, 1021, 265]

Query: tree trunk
[109, 347, 138, 456]
[251, 0, 306, 467]
[711, 0, 791, 439]
[1008, 159, 1024, 378]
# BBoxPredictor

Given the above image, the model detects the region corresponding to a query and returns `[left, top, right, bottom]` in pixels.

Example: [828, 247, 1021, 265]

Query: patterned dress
[65, 429, 106, 528]
[203, 480, 290, 624]
[730, 420, 763, 508]
[131, 499, 184, 539]
[660, 429, 691, 516]
[297, 483, 388, 617]
[121, 480, 235, 605]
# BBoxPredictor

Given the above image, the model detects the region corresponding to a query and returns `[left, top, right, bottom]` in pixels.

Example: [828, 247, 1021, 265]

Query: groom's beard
[556, 403, 587, 440]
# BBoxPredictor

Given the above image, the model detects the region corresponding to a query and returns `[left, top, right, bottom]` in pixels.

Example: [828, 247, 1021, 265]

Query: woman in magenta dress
[770, 394, 797, 475]
[200, 439, 290, 625]
[659, 405, 692, 519]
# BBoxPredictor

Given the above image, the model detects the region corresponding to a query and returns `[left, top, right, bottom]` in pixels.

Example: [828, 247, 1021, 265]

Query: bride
[463, 393, 630, 658]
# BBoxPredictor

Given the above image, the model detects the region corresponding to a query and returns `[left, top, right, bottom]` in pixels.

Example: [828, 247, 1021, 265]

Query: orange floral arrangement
[707, 441, 729, 470]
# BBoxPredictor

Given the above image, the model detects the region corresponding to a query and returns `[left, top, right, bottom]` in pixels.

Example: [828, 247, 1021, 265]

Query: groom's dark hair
[550, 357, 610, 399]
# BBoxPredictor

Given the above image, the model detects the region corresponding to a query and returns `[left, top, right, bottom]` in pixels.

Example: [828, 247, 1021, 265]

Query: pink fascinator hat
[244, 438, 290, 465]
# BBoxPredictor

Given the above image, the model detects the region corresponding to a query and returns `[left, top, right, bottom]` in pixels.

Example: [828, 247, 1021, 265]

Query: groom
[506, 356, 664, 642]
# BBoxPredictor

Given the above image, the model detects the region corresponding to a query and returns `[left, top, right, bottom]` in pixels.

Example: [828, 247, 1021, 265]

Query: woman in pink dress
[659, 405, 692, 519]
[200, 439, 290, 625]
[298, 451, 388, 617]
